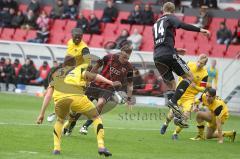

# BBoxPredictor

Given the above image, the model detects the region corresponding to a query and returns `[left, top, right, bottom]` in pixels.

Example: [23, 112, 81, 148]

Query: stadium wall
[0, 40, 239, 100]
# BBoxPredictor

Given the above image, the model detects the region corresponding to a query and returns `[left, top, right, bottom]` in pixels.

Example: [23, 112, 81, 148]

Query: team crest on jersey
[121, 67, 126, 72]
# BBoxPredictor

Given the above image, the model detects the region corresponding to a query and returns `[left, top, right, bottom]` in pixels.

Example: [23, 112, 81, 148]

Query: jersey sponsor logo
[110, 66, 121, 75]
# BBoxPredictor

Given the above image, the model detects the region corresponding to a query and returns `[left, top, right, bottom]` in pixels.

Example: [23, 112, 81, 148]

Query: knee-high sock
[223, 131, 233, 137]
[197, 122, 205, 137]
[174, 126, 182, 134]
[164, 116, 172, 125]
[171, 79, 191, 104]
[83, 119, 93, 128]
[93, 117, 104, 148]
[53, 120, 64, 151]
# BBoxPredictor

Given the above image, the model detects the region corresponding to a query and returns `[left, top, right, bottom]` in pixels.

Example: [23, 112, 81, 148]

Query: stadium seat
[176, 29, 184, 39]
[185, 43, 198, 55]
[12, 29, 28, 41]
[18, 4, 27, 12]
[0, 27, 3, 36]
[83, 34, 91, 44]
[102, 23, 117, 36]
[225, 45, 240, 58]
[143, 26, 152, 37]
[174, 42, 184, 49]
[49, 32, 65, 45]
[130, 25, 144, 34]
[182, 31, 198, 43]
[198, 44, 212, 55]
[63, 33, 72, 44]
[89, 35, 103, 48]
[103, 36, 117, 47]
[64, 20, 77, 33]
[225, 18, 238, 32]
[50, 19, 67, 33]
[196, 34, 210, 44]
[141, 38, 154, 51]
[42, 5, 52, 15]
[116, 11, 129, 24]
[82, 9, 93, 19]
[25, 30, 37, 40]
[211, 44, 226, 57]
[94, 10, 103, 20]
[209, 17, 225, 30]
[184, 16, 197, 23]
[0, 28, 15, 40]
[116, 24, 131, 35]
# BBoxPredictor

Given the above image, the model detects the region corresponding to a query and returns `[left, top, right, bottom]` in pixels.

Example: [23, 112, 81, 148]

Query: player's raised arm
[84, 71, 122, 87]
[36, 86, 54, 124]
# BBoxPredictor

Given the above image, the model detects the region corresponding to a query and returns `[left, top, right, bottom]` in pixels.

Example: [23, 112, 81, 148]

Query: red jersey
[93, 53, 133, 89]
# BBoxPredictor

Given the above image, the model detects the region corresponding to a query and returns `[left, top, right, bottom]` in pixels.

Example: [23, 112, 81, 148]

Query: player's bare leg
[160, 109, 174, 134]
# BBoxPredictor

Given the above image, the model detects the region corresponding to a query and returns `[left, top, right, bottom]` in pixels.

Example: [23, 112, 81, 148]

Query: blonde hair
[198, 54, 208, 64]
[163, 2, 175, 13]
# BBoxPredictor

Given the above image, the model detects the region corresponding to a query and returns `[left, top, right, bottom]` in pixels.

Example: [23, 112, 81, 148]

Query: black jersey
[153, 14, 200, 58]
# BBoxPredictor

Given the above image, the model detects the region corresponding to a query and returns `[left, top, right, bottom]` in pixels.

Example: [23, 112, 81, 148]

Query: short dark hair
[120, 44, 132, 55]
[207, 88, 216, 97]
[72, 28, 83, 36]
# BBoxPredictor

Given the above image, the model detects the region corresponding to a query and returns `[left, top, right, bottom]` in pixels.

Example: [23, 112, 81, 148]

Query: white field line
[0, 122, 159, 131]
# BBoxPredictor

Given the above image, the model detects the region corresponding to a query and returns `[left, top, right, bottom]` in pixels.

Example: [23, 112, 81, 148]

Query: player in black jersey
[153, 2, 210, 127]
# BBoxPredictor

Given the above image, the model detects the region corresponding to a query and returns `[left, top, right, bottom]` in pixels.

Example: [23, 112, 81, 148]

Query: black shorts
[85, 83, 114, 102]
[154, 54, 190, 82]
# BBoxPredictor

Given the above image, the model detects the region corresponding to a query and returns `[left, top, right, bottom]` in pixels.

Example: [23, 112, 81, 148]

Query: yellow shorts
[55, 95, 96, 120]
[177, 98, 195, 113]
[207, 113, 229, 129]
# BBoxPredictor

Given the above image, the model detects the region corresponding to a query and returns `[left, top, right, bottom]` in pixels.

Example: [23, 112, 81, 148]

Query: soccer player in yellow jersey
[207, 59, 218, 89]
[191, 88, 236, 143]
[66, 28, 91, 67]
[36, 56, 121, 156]
[160, 54, 208, 140]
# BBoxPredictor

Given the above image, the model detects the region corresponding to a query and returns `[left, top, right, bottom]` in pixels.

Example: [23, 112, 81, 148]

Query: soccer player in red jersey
[63, 45, 134, 135]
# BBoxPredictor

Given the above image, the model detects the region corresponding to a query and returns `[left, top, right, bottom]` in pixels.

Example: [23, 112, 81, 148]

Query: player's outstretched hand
[36, 114, 44, 124]
[112, 81, 122, 88]
[176, 48, 186, 55]
[200, 28, 210, 37]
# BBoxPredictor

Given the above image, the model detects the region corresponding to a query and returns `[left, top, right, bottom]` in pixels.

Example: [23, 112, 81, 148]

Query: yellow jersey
[66, 39, 91, 67]
[199, 93, 229, 119]
[49, 65, 87, 102]
[178, 61, 208, 100]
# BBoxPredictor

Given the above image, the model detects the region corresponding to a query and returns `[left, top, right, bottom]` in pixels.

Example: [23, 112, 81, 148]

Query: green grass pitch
[0, 93, 239, 159]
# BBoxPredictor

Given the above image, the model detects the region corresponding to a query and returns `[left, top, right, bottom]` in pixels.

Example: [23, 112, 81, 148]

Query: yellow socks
[53, 119, 63, 151]
[93, 117, 105, 148]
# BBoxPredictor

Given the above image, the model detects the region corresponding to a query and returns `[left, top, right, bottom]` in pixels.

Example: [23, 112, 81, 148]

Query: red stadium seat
[63, 33, 72, 44]
[12, 29, 28, 41]
[49, 32, 65, 44]
[94, 10, 103, 19]
[51, 19, 67, 33]
[89, 35, 103, 48]
[185, 43, 198, 55]
[116, 24, 131, 35]
[82, 9, 93, 19]
[196, 34, 210, 44]
[141, 37, 154, 51]
[116, 11, 129, 24]
[176, 29, 184, 39]
[143, 26, 152, 37]
[103, 36, 117, 46]
[130, 25, 144, 34]
[42, 5, 52, 15]
[25, 30, 37, 40]
[64, 20, 77, 33]
[184, 16, 197, 23]
[102, 23, 117, 37]
[0, 28, 15, 40]
[209, 17, 225, 30]
[19, 4, 27, 12]
[225, 18, 238, 32]
[198, 44, 212, 55]
[83, 34, 91, 44]
[211, 44, 226, 57]
[182, 31, 198, 43]
[175, 42, 184, 49]
[225, 45, 240, 58]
